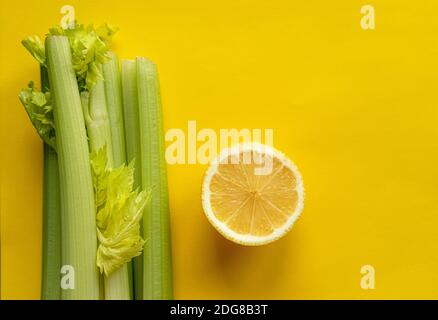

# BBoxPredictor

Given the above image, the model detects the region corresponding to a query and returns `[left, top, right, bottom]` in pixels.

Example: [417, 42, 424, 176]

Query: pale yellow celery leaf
[96, 24, 119, 43]
[48, 23, 118, 91]
[91, 150, 135, 229]
[104, 189, 147, 239]
[23, 22, 117, 90]
[96, 206, 111, 231]
[96, 191, 149, 276]
[18, 81, 56, 149]
[90, 146, 109, 209]
[105, 161, 135, 210]
[90, 148, 148, 276]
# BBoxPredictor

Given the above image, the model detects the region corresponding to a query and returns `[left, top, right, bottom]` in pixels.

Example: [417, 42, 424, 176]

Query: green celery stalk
[104, 266, 131, 300]
[41, 143, 61, 299]
[45, 36, 100, 300]
[102, 54, 134, 299]
[121, 60, 142, 185]
[136, 57, 173, 300]
[82, 78, 114, 164]
[81, 75, 131, 300]
[41, 65, 61, 300]
[102, 52, 126, 167]
[121, 59, 143, 299]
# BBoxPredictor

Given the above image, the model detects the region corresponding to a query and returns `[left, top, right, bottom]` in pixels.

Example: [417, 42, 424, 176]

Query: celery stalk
[81, 76, 132, 300]
[40, 66, 61, 300]
[137, 57, 173, 299]
[41, 143, 61, 299]
[121, 59, 143, 299]
[121, 60, 142, 185]
[45, 36, 100, 299]
[102, 54, 134, 299]
[102, 52, 126, 167]
[82, 78, 114, 166]
[104, 267, 131, 300]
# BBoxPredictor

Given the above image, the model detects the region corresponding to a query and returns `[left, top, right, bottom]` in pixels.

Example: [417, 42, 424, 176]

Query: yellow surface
[1, 0, 438, 299]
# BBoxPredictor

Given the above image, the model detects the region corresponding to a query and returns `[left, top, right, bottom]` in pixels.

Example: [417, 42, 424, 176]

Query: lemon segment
[202, 143, 304, 245]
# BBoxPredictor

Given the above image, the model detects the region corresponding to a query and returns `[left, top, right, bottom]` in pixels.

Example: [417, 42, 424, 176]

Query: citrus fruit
[202, 143, 304, 245]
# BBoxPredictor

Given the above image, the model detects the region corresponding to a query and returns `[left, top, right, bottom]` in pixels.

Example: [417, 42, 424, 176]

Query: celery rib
[82, 76, 114, 166]
[121, 59, 143, 299]
[41, 144, 61, 299]
[102, 55, 134, 299]
[103, 52, 126, 167]
[40, 66, 61, 300]
[46, 36, 100, 300]
[121, 60, 142, 185]
[82, 75, 132, 300]
[137, 57, 173, 300]
[104, 266, 131, 300]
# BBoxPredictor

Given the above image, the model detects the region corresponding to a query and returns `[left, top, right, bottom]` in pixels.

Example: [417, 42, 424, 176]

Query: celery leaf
[91, 147, 149, 276]
[19, 81, 56, 149]
[96, 23, 119, 43]
[48, 23, 117, 91]
[22, 22, 117, 91]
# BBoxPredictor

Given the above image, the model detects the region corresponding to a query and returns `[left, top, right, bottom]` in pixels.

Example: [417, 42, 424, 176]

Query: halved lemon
[202, 143, 304, 245]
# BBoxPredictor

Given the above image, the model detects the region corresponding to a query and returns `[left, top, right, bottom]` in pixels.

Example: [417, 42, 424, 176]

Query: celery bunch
[19, 21, 173, 300]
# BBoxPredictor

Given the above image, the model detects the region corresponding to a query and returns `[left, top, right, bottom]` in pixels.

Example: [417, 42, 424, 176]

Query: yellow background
[1, 0, 438, 299]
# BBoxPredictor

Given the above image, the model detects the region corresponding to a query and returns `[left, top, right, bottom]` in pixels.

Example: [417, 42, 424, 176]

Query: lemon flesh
[202, 143, 304, 245]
